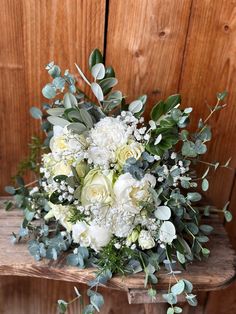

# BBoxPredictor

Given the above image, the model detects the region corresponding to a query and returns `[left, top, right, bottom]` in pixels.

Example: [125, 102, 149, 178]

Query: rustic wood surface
[0, 200, 235, 297]
[1, 0, 236, 313]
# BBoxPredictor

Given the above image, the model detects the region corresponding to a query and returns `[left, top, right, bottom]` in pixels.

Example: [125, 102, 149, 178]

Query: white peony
[138, 230, 155, 250]
[72, 221, 111, 251]
[159, 221, 176, 244]
[89, 117, 128, 150]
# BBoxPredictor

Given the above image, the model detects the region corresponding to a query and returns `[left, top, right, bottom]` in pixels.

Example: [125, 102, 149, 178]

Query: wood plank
[105, 0, 192, 116]
[178, 2, 236, 312]
[0, 199, 235, 300]
[179, 0, 236, 210]
[0, 0, 106, 194]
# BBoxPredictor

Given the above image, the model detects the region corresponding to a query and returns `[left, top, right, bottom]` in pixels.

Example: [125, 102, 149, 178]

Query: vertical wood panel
[179, 0, 236, 209]
[179, 1, 236, 312]
[105, 0, 192, 114]
[0, 0, 106, 193]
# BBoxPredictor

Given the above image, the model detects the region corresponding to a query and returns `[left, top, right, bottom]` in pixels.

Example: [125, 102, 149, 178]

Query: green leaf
[162, 293, 177, 305]
[5, 186, 15, 195]
[167, 308, 175, 314]
[217, 91, 228, 101]
[202, 178, 209, 191]
[91, 82, 104, 101]
[177, 251, 186, 264]
[80, 109, 93, 128]
[154, 206, 171, 220]
[99, 77, 118, 95]
[183, 279, 193, 293]
[186, 294, 198, 306]
[174, 306, 183, 313]
[67, 123, 87, 134]
[150, 100, 165, 121]
[47, 64, 61, 78]
[30, 107, 42, 119]
[148, 288, 157, 299]
[165, 94, 181, 112]
[52, 77, 65, 89]
[47, 116, 70, 128]
[89, 48, 103, 70]
[182, 141, 197, 157]
[224, 210, 233, 222]
[187, 192, 202, 202]
[90, 291, 104, 312]
[201, 247, 210, 256]
[47, 108, 65, 116]
[63, 92, 77, 108]
[91, 63, 105, 80]
[171, 280, 185, 295]
[57, 300, 68, 313]
[199, 224, 213, 234]
[42, 83, 56, 99]
[83, 304, 95, 314]
[67, 253, 79, 266]
[105, 66, 115, 78]
[128, 100, 143, 114]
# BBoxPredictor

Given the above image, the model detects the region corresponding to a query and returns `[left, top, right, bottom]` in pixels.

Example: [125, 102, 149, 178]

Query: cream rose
[138, 230, 155, 250]
[53, 160, 72, 177]
[81, 169, 114, 206]
[116, 141, 144, 166]
[72, 221, 112, 251]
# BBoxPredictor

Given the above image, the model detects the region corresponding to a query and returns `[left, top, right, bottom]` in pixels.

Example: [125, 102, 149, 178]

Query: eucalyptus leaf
[53, 77, 65, 89]
[30, 107, 42, 119]
[171, 280, 185, 295]
[47, 116, 70, 128]
[67, 123, 87, 134]
[154, 206, 171, 220]
[42, 84, 56, 99]
[128, 100, 143, 114]
[202, 178, 209, 191]
[47, 108, 65, 116]
[63, 92, 77, 108]
[80, 108, 93, 128]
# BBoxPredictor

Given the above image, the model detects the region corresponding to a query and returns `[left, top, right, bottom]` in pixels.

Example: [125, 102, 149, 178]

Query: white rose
[159, 221, 176, 244]
[44, 202, 72, 232]
[81, 169, 114, 206]
[90, 117, 128, 150]
[72, 221, 111, 251]
[53, 160, 72, 177]
[138, 230, 155, 250]
[113, 173, 152, 206]
[116, 141, 144, 166]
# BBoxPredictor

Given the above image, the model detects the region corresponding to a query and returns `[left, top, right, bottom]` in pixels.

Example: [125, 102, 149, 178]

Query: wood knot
[159, 30, 166, 38]
[134, 50, 142, 58]
[224, 24, 229, 32]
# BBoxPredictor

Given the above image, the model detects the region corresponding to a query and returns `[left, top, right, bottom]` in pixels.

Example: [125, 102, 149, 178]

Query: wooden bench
[0, 199, 235, 313]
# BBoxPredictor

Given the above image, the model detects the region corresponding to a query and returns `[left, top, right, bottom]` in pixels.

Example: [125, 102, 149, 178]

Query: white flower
[89, 117, 128, 149]
[81, 169, 114, 206]
[44, 203, 72, 232]
[87, 146, 113, 167]
[159, 221, 176, 244]
[72, 221, 111, 251]
[116, 141, 144, 166]
[53, 160, 72, 176]
[138, 230, 155, 250]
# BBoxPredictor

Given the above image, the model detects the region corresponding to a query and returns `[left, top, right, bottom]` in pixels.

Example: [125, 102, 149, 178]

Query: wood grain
[0, 201, 235, 299]
[179, 0, 236, 209]
[0, 0, 106, 194]
[105, 0, 192, 116]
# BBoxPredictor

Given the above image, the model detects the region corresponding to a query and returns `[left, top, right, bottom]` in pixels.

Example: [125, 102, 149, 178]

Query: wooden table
[0, 199, 235, 313]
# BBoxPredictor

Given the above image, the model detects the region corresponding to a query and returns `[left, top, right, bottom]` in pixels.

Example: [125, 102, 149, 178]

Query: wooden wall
[0, 0, 236, 313]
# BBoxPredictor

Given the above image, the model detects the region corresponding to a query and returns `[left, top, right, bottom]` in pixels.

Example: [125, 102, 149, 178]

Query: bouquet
[6, 49, 232, 314]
